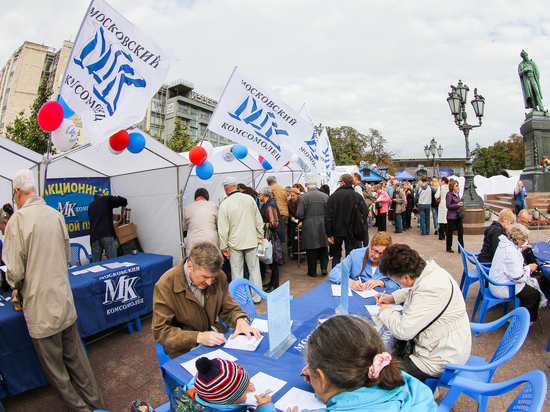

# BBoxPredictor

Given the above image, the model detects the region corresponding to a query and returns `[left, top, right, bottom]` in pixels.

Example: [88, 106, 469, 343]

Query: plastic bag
[257, 238, 273, 264]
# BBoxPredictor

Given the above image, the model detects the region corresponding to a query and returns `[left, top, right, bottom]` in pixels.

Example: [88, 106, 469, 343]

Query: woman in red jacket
[374, 184, 391, 232]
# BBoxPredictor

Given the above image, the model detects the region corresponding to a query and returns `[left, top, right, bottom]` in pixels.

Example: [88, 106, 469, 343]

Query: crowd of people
[0, 167, 546, 412]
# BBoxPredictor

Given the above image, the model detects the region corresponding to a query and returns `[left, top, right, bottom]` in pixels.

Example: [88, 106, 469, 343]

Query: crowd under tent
[44, 133, 192, 265]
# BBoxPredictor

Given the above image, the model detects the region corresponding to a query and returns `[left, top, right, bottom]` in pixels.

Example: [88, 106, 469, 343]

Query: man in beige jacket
[3, 169, 104, 412]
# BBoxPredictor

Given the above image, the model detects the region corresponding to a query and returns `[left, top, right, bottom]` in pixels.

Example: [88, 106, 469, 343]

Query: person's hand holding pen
[196, 325, 227, 346]
[255, 389, 273, 405]
[375, 290, 395, 313]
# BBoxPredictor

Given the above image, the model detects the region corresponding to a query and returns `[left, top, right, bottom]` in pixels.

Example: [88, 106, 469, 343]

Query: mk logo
[74, 25, 146, 115]
[229, 96, 288, 151]
[322, 148, 332, 178]
[103, 275, 139, 304]
[57, 201, 77, 218]
[304, 134, 319, 161]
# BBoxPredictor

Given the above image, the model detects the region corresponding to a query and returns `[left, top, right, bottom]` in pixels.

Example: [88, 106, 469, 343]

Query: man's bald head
[517, 209, 530, 226]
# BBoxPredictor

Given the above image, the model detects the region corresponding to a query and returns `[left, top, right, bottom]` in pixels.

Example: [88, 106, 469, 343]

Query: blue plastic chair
[437, 370, 547, 412]
[155, 340, 173, 398]
[457, 241, 481, 299]
[425, 307, 530, 411]
[94, 402, 170, 412]
[228, 278, 267, 321]
[70, 243, 93, 266]
[470, 258, 519, 331]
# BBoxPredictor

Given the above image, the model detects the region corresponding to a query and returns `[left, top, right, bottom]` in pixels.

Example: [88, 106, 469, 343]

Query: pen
[211, 325, 220, 334]
[259, 389, 272, 397]
[379, 290, 386, 304]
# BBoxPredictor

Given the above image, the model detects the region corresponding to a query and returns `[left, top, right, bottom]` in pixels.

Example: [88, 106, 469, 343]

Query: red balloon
[258, 155, 264, 163]
[109, 130, 130, 151]
[189, 146, 207, 165]
[38, 101, 64, 132]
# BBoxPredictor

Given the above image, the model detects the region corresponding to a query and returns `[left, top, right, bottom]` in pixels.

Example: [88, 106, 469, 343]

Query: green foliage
[158, 117, 198, 152]
[5, 78, 55, 154]
[471, 134, 525, 177]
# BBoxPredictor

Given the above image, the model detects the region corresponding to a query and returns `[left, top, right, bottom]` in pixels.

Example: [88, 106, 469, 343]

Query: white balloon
[199, 140, 214, 158]
[51, 119, 78, 151]
[108, 145, 123, 155]
[290, 154, 300, 163]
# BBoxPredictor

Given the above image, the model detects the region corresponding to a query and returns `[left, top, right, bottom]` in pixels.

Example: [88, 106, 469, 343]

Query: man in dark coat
[296, 180, 329, 277]
[88, 192, 127, 262]
[325, 174, 369, 269]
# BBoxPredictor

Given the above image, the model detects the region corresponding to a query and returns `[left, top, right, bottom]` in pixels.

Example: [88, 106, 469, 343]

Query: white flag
[207, 67, 314, 171]
[318, 128, 338, 186]
[297, 104, 321, 177]
[60, 0, 177, 146]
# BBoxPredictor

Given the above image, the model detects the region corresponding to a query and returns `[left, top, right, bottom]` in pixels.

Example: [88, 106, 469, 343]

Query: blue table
[0, 253, 173, 398]
[161, 280, 388, 403]
[533, 242, 550, 298]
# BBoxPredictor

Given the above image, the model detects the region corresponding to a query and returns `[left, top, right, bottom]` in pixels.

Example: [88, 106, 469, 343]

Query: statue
[519, 50, 545, 112]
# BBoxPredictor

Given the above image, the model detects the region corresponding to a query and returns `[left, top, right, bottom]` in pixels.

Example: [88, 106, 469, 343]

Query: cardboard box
[115, 222, 137, 245]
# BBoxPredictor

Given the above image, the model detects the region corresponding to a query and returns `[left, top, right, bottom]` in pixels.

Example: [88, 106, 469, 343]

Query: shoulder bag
[392, 279, 454, 359]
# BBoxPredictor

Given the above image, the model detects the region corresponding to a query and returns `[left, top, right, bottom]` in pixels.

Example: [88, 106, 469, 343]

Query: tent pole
[176, 166, 185, 262]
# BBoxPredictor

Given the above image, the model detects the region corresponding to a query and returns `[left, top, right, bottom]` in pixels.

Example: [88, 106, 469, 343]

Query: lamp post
[424, 138, 443, 179]
[446, 80, 485, 208]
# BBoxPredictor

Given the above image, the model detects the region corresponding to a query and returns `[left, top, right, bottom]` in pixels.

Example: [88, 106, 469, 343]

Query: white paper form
[87, 265, 106, 273]
[245, 372, 287, 406]
[353, 289, 378, 298]
[365, 304, 403, 316]
[180, 349, 237, 376]
[104, 261, 136, 269]
[223, 335, 264, 351]
[250, 318, 293, 333]
[274, 387, 325, 411]
[71, 269, 89, 276]
[330, 284, 352, 297]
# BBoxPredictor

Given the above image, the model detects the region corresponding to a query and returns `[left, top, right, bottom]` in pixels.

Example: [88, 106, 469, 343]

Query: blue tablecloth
[533, 242, 550, 298]
[161, 280, 387, 403]
[0, 252, 173, 398]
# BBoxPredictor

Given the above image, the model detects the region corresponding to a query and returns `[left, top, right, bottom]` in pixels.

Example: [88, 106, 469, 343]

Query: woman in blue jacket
[289, 315, 437, 412]
[329, 232, 400, 292]
[513, 180, 528, 216]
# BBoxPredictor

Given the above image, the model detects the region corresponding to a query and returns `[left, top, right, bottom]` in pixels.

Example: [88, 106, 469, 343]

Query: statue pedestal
[463, 207, 489, 235]
[520, 112, 550, 192]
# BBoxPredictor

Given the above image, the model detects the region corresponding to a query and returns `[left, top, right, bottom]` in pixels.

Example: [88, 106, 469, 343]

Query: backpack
[357, 182, 376, 209]
[352, 195, 368, 242]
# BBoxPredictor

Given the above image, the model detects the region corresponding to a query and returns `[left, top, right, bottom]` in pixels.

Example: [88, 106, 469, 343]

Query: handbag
[457, 209, 464, 220]
[392, 280, 454, 359]
[270, 231, 283, 263]
[375, 201, 383, 210]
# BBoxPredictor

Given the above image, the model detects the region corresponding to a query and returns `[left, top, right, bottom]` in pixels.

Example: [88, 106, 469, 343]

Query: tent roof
[0, 136, 43, 181]
[47, 132, 190, 178]
[395, 169, 415, 180]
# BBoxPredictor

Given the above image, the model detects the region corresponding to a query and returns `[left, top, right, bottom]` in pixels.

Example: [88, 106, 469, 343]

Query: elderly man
[267, 176, 290, 263]
[517, 209, 530, 227]
[4, 170, 104, 412]
[218, 176, 264, 302]
[296, 179, 329, 278]
[153, 242, 261, 358]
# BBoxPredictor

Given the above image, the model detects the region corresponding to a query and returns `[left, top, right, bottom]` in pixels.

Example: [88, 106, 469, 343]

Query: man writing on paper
[153, 242, 261, 358]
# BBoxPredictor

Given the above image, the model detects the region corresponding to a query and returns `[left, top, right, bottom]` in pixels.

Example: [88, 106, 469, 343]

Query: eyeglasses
[370, 248, 385, 256]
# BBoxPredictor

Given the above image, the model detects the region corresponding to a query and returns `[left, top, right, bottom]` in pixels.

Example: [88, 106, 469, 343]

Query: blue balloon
[127, 132, 146, 154]
[58, 95, 75, 119]
[261, 159, 272, 170]
[196, 160, 214, 180]
[232, 144, 248, 159]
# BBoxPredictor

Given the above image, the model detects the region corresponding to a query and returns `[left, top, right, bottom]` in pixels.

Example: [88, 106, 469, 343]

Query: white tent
[45, 133, 192, 264]
[180, 145, 306, 208]
[0, 136, 43, 206]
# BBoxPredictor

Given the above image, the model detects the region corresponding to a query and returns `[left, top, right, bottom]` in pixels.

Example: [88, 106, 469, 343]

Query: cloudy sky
[1, 0, 549, 159]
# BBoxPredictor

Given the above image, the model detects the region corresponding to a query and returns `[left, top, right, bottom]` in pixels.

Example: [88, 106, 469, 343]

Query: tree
[363, 128, 398, 174]
[154, 117, 197, 152]
[471, 134, 525, 177]
[6, 78, 55, 154]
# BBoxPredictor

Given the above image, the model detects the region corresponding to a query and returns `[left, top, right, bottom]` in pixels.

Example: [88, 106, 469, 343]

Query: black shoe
[321, 270, 328, 276]
[446, 249, 455, 253]
[263, 283, 272, 291]
[308, 273, 318, 278]
[434, 229, 438, 235]
[264, 285, 275, 293]
[394, 230, 403, 233]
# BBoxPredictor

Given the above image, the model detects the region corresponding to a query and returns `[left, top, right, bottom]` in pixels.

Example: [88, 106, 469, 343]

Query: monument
[519, 50, 550, 192]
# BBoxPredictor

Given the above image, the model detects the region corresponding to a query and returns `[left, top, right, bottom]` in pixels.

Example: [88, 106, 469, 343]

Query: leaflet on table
[330, 284, 352, 297]
[365, 304, 403, 316]
[103, 261, 137, 269]
[223, 335, 264, 351]
[274, 387, 326, 411]
[353, 289, 378, 298]
[266, 281, 293, 354]
[245, 372, 286, 406]
[180, 349, 237, 376]
[250, 318, 293, 333]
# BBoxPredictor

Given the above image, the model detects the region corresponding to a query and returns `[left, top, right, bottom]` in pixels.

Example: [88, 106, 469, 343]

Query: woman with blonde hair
[478, 209, 515, 263]
[513, 180, 528, 215]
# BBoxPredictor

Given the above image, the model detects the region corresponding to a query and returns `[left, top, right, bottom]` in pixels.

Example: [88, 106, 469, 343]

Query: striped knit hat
[194, 357, 250, 405]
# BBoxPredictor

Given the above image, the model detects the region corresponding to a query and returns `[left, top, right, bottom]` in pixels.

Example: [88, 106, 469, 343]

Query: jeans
[418, 205, 431, 235]
[431, 208, 438, 231]
[394, 212, 403, 232]
[91, 236, 118, 262]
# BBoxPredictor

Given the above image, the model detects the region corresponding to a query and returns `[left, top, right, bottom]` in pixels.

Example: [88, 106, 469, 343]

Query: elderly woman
[445, 180, 464, 253]
[477, 209, 515, 263]
[289, 315, 437, 412]
[329, 232, 400, 292]
[287, 188, 301, 259]
[376, 244, 471, 381]
[435, 177, 449, 241]
[258, 186, 284, 292]
[489, 223, 543, 322]
[374, 184, 391, 232]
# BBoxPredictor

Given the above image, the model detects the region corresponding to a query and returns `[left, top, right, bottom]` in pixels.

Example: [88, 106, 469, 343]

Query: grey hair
[258, 186, 272, 197]
[306, 179, 317, 188]
[189, 242, 223, 273]
[507, 223, 529, 242]
[266, 176, 277, 184]
[13, 169, 37, 194]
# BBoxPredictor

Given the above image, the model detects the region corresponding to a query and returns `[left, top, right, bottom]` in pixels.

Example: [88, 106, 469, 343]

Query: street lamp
[446, 80, 485, 208]
[424, 138, 443, 179]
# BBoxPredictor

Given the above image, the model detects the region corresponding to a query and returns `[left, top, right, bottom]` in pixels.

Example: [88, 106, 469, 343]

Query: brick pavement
[3, 220, 550, 411]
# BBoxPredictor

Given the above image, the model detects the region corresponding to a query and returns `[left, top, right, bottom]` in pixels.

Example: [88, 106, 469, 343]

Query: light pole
[424, 138, 443, 179]
[446, 80, 485, 208]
